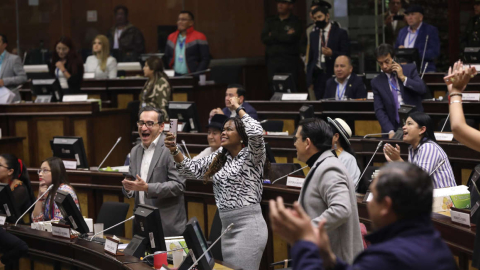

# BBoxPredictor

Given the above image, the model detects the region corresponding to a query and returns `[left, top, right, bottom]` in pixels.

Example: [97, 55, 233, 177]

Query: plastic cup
[154, 251, 167, 269]
[173, 249, 184, 268]
[94, 223, 104, 238]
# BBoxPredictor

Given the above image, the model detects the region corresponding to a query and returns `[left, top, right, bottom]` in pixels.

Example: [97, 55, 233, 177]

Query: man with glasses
[121, 106, 186, 236]
[371, 44, 426, 138]
[164, 11, 210, 76]
[384, 0, 406, 45]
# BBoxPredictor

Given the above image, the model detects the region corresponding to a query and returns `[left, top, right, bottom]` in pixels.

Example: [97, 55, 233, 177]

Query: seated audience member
[269, 162, 457, 270]
[85, 35, 117, 79]
[192, 114, 228, 160]
[209, 84, 259, 121]
[293, 118, 363, 263]
[395, 5, 440, 72]
[0, 34, 27, 102]
[0, 154, 35, 214]
[165, 11, 210, 76]
[327, 118, 361, 186]
[32, 157, 80, 222]
[323, 55, 366, 100]
[372, 44, 426, 138]
[107, 5, 145, 62]
[383, 112, 456, 188]
[48, 37, 84, 94]
[446, 61, 480, 269]
[0, 228, 28, 266]
[140, 56, 171, 120]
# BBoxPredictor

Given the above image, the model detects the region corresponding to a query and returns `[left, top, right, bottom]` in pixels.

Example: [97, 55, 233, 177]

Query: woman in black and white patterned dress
[165, 97, 270, 270]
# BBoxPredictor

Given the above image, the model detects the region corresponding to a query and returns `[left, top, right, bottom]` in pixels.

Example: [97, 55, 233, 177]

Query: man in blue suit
[323, 55, 367, 100]
[209, 84, 259, 121]
[306, 6, 349, 100]
[372, 44, 426, 138]
[395, 5, 440, 72]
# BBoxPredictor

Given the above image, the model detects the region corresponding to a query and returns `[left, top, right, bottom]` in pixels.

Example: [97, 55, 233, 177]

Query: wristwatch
[236, 106, 245, 114]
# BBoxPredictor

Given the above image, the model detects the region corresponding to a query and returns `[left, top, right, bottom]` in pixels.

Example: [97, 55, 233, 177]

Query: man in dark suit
[306, 6, 349, 100]
[122, 107, 186, 237]
[323, 55, 366, 100]
[395, 5, 440, 72]
[209, 84, 259, 121]
[372, 44, 426, 138]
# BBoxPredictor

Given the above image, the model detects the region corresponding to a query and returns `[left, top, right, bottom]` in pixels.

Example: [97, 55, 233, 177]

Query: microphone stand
[421, 62, 429, 79]
[89, 215, 134, 241]
[92, 137, 122, 171]
[356, 141, 384, 189]
[15, 184, 53, 226]
[187, 223, 234, 270]
[419, 35, 429, 74]
[271, 166, 308, 184]
[429, 160, 446, 176]
[363, 133, 391, 138]
[440, 114, 450, 132]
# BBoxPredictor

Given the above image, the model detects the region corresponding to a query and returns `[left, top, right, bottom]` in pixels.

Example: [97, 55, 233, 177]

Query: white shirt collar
[142, 132, 161, 150]
[335, 74, 351, 85]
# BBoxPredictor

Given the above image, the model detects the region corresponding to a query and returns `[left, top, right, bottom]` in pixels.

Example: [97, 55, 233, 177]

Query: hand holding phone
[170, 119, 178, 144]
[123, 173, 135, 181]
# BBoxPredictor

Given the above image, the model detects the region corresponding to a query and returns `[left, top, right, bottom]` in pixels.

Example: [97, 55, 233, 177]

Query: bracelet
[450, 100, 462, 105]
[448, 93, 462, 104]
[170, 147, 180, 156]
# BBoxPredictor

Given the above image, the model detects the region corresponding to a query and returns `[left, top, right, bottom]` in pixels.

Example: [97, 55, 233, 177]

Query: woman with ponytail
[0, 154, 35, 214]
[165, 97, 270, 270]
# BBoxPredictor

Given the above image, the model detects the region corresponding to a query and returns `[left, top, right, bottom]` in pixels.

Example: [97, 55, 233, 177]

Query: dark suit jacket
[306, 23, 350, 86]
[222, 101, 259, 121]
[395, 22, 440, 72]
[384, 11, 407, 45]
[371, 64, 426, 133]
[122, 133, 186, 237]
[323, 73, 367, 99]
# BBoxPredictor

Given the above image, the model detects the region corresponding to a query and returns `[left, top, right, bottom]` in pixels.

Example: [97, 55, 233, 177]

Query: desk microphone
[181, 140, 192, 159]
[440, 114, 450, 132]
[421, 62, 429, 79]
[93, 137, 122, 171]
[183, 69, 211, 77]
[187, 223, 234, 270]
[356, 141, 384, 189]
[363, 133, 391, 138]
[420, 35, 429, 74]
[89, 215, 134, 241]
[15, 184, 53, 226]
[271, 166, 308, 184]
[430, 159, 446, 176]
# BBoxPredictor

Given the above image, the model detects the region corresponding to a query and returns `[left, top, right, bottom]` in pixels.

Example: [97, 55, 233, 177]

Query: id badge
[178, 55, 184, 63]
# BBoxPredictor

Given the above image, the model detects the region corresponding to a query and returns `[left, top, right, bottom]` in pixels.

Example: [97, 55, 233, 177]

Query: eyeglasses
[0, 165, 9, 169]
[37, 169, 51, 175]
[137, 121, 160, 128]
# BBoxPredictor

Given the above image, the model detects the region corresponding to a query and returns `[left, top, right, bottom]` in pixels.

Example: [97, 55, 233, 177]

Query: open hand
[446, 60, 477, 94]
[383, 143, 401, 162]
[121, 174, 148, 192]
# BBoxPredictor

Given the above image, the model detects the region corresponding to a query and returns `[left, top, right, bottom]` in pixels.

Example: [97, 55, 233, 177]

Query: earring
[240, 140, 243, 144]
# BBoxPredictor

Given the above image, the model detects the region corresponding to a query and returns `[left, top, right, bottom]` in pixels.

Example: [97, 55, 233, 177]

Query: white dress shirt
[317, 23, 332, 69]
[55, 67, 69, 89]
[85, 55, 118, 79]
[138, 134, 161, 204]
[114, 28, 123, 49]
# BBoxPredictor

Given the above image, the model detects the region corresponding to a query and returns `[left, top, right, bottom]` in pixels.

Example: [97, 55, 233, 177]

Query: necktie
[390, 75, 401, 124]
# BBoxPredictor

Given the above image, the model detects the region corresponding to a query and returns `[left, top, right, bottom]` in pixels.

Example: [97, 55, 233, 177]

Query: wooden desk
[0, 102, 131, 168]
[0, 136, 25, 160]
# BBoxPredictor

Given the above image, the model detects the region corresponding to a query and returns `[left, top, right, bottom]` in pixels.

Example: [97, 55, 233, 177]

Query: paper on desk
[118, 243, 128, 250]
[0, 87, 15, 104]
[100, 165, 129, 172]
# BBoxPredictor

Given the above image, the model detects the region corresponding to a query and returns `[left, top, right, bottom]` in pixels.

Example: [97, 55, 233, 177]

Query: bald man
[323, 55, 366, 100]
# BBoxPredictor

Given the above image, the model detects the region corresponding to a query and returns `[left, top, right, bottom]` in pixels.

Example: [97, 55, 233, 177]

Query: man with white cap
[328, 117, 361, 186]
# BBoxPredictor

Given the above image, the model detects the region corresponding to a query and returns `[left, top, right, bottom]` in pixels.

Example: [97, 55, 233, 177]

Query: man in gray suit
[293, 118, 363, 263]
[0, 34, 27, 102]
[122, 106, 186, 237]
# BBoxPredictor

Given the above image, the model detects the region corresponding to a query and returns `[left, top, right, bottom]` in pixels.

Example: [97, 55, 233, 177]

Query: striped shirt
[408, 140, 457, 189]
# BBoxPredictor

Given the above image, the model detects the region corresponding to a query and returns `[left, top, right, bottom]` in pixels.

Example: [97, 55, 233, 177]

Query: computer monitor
[299, 104, 314, 120]
[273, 73, 296, 93]
[50, 136, 89, 169]
[133, 204, 167, 253]
[395, 48, 420, 69]
[182, 217, 215, 270]
[168, 102, 201, 133]
[0, 183, 20, 224]
[31, 79, 63, 102]
[269, 163, 305, 185]
[54, 189, 89, 234]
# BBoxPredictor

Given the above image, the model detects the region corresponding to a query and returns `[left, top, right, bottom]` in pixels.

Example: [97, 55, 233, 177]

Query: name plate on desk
[62, 94, 88, 102]
[0, 214, 6, 225]
[462, 93, 480, 101]
[281, 94, 308, 101]
[434, 132, 454, 142]
[105, 237, 120, 256]
[51, 223, 71, 239]
[450, 208, 472, 227]
[286, 175, 305, 188]
[367, 92, 374, 100]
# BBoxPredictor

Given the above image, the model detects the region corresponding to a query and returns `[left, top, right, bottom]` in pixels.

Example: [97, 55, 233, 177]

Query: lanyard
[336, 82, 347, 100]
[178, 38, 186, 49]
[407, 31, 417, 47]
[388, 76, 399, 92]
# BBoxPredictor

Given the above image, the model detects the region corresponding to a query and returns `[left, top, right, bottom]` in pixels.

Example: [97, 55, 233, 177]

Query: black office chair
[96, 202, 130, 237]
[437, 118, 476, 132]
[208, 209, 223, 261]
[261, 120, 284, 132]
[210, 65, 242, 84]
[357, 166, 380, 194]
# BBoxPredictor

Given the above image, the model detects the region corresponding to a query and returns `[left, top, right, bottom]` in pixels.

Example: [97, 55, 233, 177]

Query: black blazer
[48, 60, 84, 94]
[306, 23, 350, 86]
[323, 73, 367, 99]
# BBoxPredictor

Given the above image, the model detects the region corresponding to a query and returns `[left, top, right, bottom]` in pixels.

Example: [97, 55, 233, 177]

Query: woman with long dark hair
[140, 56, 171, 120]
[165, 97, 270, 270]
[0, 154, 35, 214]
[383, 111, 456, 188]
[327, 117, 361, 186]
[32, 157, 80, 222]
[49, 36, 84, 93]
